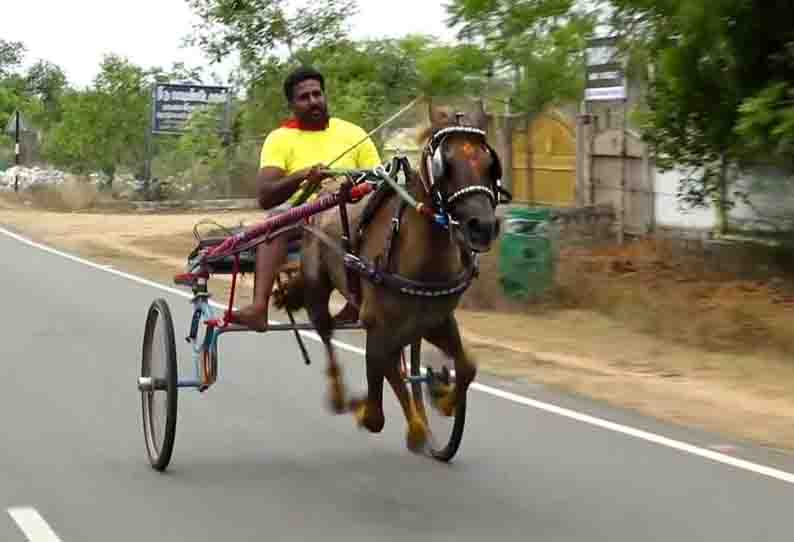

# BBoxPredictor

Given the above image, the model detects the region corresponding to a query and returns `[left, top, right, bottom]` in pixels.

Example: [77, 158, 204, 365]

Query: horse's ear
[429, 105, 453, 128]
[415, 125, 433, 145]
[471, 108, 489, 132]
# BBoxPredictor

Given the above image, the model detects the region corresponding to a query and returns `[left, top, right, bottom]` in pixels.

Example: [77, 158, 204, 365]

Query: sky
[1, 0, 458, 89]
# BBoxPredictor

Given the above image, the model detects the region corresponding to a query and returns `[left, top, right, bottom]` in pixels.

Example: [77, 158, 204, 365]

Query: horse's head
[419, 105, 507, 253]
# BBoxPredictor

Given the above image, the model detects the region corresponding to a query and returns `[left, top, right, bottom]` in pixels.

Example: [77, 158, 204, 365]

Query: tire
[408, 340, 466, 462]
[140, 298, 178, 471]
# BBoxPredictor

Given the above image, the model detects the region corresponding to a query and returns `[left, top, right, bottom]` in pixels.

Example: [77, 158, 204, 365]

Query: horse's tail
[273, 271, 306, 312]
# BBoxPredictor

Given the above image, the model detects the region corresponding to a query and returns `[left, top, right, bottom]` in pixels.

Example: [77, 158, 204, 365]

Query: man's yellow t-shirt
[260, 117, 382, 206]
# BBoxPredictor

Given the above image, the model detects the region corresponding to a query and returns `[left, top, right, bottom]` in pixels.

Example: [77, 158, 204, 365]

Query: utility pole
[14, 110, 20, 193]
[144, 85, 155, 200]
[617, 98, 626, 245]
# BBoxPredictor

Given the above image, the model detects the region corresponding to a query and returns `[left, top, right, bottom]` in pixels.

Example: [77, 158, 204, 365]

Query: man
[229, 66, 382, 331]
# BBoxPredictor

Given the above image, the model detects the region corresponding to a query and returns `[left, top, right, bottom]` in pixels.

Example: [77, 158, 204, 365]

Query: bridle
[420, 124, 511, 219]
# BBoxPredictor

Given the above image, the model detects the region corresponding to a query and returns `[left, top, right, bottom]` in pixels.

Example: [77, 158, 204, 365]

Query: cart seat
[183, 232, 301, 276]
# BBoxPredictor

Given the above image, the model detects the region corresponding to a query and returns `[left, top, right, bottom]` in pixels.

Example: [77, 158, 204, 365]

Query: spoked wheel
[407, 340, 467, 462]
[140, 298, 178, 471]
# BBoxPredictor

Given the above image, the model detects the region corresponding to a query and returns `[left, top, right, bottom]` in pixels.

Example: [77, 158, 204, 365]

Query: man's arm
[256, 165, 327, 210]
[256, 166, 303, 209]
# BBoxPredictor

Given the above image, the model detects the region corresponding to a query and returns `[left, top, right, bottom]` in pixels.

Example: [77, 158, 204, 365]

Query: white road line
[2, 225, 794, 486]
[474, 383, 794, 484]
[0, 226, 364, 356]
[7, 507, 63, 542]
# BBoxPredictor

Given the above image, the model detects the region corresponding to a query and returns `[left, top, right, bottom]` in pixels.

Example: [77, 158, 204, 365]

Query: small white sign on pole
[585, 36, 626, 102]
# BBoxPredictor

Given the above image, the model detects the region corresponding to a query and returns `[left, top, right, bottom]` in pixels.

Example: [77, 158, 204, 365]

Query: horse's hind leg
[350, 332, 387, 433]
[423, 315, 476, 417]
[304, 264, 347, 414]
[383, 350, 428, 453]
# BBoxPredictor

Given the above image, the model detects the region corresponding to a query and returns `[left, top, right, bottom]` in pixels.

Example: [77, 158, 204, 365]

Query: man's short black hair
[284, 66, 325, 102]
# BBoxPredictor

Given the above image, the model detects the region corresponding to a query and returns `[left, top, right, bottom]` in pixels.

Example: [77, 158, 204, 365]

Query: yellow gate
[511, 113, 576, 206]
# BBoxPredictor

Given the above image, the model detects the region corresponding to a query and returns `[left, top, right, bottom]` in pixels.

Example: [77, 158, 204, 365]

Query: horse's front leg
[423, 315, 476, 417]
[320, 339, 349, 414]
[383, 348, 428, 453]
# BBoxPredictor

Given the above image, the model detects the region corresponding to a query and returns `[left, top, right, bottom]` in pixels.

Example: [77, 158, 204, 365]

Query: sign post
[14, 111, 19, 192]
[151, 83, 231, 135]
[584, 36, 626, 102]
[584, 35, 628, 243]
[144, 82, 232, 197]
[4, 110, 26, 192]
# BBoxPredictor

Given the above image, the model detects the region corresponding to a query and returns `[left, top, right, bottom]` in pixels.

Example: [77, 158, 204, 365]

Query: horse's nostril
[466, 217, 496, 241]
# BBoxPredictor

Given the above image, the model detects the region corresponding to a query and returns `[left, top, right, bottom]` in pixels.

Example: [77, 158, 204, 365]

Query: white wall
[727, 165, 794, 233]
[653, 167, 717, 231]
[653, 164, 794, 234]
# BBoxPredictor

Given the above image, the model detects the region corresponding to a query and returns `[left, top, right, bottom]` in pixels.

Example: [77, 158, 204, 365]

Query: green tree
[0, 39, 25, 78]
[43, 54, 150, 185]
[414, 41, 493, 98]
[0, 78, 43, 139]
[445, 0, 595, 115]
[609, 0, 794, 228]
[0, 40, 33, 130]
[171, 105, 231, 195]
[0, 84, 21, 130]
[25, 60, 67, 129]
[737, 82, 794, 165]
[148, 61, 206, 84]
[187, 0, 358, 69]
[733, 10, 794, 165]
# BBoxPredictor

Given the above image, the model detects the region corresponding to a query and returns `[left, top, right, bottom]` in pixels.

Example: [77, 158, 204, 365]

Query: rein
[302, 154, 482, 303]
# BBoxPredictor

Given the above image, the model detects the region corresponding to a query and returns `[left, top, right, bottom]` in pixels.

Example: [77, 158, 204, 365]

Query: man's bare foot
[227, 304, 269, 332]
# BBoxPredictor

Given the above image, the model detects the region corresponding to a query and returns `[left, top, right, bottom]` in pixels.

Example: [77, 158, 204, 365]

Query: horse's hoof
[353, 401, 384, 433]
[433, 392, 456, 418]
[327, 394, 346, 414]
[325, 373, 347, 414]
[326, 386, 347, 414]
[406, 418, 429, 454]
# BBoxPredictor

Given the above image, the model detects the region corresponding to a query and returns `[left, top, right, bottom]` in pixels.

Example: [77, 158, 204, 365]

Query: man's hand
[256, 163, 331, 210]
[301, 163, 330, 193]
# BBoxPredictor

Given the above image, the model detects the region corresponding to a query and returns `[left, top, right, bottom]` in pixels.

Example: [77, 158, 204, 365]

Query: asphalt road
[2, 226, 794, 542]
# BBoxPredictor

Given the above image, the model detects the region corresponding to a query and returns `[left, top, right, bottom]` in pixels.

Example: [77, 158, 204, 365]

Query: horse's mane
[415, 125, 434, 147]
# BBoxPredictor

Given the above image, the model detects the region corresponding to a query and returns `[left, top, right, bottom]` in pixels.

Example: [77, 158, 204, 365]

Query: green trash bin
[499, 207, 556, 299]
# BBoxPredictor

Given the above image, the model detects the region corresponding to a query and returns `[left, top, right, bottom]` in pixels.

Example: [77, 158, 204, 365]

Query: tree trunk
[716, 153, 729, 235]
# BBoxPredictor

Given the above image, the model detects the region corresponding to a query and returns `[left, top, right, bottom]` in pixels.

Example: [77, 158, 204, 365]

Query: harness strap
[354, 181, 396, 253]
[343, 250, 478, 298]
[303, 222, 478, 299]
[336, 181, 362, 308]
[376, 199, 407, 273]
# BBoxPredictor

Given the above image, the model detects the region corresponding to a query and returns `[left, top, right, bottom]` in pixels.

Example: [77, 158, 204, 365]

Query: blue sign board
[151, 83, 231, 134]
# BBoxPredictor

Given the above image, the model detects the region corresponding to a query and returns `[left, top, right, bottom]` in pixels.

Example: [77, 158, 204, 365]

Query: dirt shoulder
[3, 194, 794, 453]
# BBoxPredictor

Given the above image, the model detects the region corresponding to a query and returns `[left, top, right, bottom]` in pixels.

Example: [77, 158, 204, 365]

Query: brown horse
[276, 105, 504, 452]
